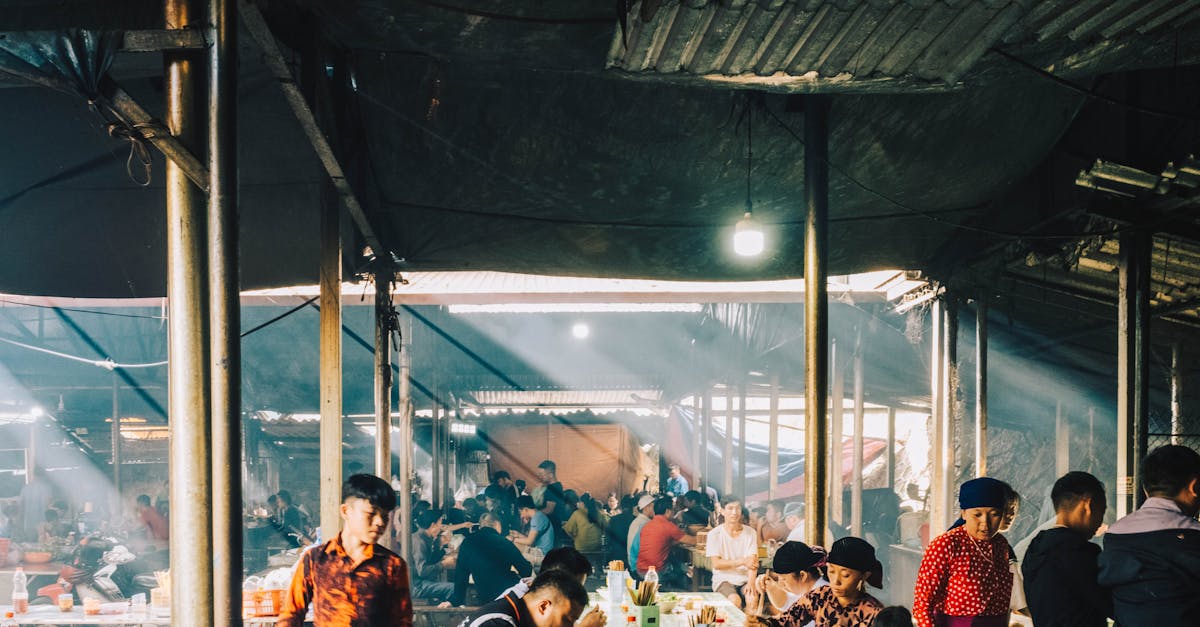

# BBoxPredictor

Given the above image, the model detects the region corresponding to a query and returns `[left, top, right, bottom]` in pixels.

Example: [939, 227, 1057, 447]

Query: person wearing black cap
[913, 477, 1013, 627]
[751, 537, 883, 626]
[752, 541, 828, 615]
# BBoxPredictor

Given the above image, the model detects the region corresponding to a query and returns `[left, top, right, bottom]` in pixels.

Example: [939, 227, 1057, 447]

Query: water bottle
[643, 565, 659, 586]
[12, 567, 28, 614]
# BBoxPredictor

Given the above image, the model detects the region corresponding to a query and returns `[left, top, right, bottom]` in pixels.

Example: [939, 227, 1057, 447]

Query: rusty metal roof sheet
[608, 0, 1200, 88]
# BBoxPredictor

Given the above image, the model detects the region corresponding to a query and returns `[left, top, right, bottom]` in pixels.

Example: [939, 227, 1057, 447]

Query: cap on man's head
[637, 494, 655, 510]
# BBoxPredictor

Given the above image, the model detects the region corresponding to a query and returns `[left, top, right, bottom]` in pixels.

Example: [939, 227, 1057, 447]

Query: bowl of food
[23, 551, 53, 564]
[657, 592, 679, 613]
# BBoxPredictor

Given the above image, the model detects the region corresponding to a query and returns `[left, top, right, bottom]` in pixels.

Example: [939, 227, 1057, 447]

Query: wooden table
[590, 591, 747, 626]
[0, 604, 169, 625]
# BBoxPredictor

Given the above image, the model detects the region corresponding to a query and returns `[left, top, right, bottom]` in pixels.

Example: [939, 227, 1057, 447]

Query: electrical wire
[0, 336, 166, 369]
[757, 103, 1131, 241]
[400, 0, 616, 24]
[990, 48, 1200, 124]
[0, 299, 165, 320]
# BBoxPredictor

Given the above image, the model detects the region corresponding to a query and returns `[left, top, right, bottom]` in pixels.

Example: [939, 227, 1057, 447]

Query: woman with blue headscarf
[912, 477, 1013, 627]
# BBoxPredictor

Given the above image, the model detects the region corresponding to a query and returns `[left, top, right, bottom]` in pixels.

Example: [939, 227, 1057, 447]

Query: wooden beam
[99, 76, 209, 191]
[238, 2, 389, 261]
[121, 28, 205, 51]
[319, 184, 344, 541]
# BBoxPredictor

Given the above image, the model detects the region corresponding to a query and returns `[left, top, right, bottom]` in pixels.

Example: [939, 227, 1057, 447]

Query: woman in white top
[705, 496, 760, 608]
[754, 540, 829, 620]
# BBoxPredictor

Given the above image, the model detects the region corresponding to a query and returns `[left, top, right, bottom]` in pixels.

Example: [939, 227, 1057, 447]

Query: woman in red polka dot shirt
[912, 477, 1013, 627]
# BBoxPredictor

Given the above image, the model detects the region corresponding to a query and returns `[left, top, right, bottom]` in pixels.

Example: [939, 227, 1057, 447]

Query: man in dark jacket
[457, 569, 587, 627]
[411, 509, 455, 602]
[446, 512, 532, 607]
[1021, 471, 1110, 627]
[1097, 445, 1200, 627]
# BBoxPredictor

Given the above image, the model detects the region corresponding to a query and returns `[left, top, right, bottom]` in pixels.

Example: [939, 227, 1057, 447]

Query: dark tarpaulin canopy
[0, 29, 118, 98]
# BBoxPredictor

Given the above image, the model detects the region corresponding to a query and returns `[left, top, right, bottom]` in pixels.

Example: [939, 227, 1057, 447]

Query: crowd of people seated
[276, 443, 1200, 627]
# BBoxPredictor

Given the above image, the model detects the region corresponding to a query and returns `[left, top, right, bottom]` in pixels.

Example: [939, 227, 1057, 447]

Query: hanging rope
[105, 121, 154, 187]
[0, 336, 166, 370]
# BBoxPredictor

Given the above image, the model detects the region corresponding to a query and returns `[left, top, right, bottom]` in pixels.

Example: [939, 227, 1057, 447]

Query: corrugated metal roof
[608, 0, 1200, 88]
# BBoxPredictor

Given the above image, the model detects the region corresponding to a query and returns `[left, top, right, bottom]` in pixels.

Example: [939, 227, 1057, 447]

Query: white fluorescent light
[449, 303, 704, 314]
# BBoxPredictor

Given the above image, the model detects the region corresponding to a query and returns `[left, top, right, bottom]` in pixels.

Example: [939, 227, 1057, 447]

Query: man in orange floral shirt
[278, 474, 413, 627]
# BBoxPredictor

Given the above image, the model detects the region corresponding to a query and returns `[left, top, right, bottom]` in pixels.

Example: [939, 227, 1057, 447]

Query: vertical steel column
[886, 407, 896, 490]
[111, 372, 121, 514]
[851, 328, 865, 536]
[1172, 343, 1183, 445]
[929, 300, 945, 532]
[724, 385, 734, 497]
[692, 395, 702, 491]
[768, 376, 780, 500]
[398, 312, 414, 564]
[975, 299, 988, 477]
[319, 186, 343, 540]
[738, 380, 748, 498]
[165, 0, 212, 621]
[432, 402, 441, 510]
[942, 300, 959, 522]
[208, 0, 242, 623]
[702, 390, 712, 494]
[1117, 230, 1150, 516]
[830, 341, 844, 526]
[1056, 402, 1069, 476]
[374, 275, 393, 483]
[803, 94, 830, 547]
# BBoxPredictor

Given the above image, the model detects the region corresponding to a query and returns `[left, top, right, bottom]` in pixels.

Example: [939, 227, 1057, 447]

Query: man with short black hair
[279, 474, 412, 626]
[534, 460, 568, 544]
[512, 495, 555, 555]
[637, 497, 696, 587]
[1098, 445, 1200, 627]
[445, 512, 532, 607]
[1022, 471, 1110, 627]
[411, 509, 455, 603]
[458, 569, 588, 627]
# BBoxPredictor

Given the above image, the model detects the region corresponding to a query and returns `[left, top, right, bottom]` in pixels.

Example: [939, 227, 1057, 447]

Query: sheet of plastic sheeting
[484, 421, 643, 500]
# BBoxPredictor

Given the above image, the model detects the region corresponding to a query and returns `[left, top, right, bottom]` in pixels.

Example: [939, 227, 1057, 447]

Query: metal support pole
[692, 394, 702, 491]
[768, 376, 780, 501]
[975, 299, 988, 477]
[943, 300, 959, 522]
[1056, 402, 1069, 476]
[1118, 230, 1151, 516]
[374, 275, 393, 483]
[319, 185, 343, 541]
[724, 385, 733, 497]
[165, 0, 212, 620]
[803, 94, 830, 547]
[830, 340, 844, 526]
[398, 312, 414, 564]
[886, 407, 896, 490]
[432, 403, 441, 510]
[702, 390, 712, 494]
[208, 0, 242, 622]
[111, 372, 121, 514]
[851, 327, 865, 536]
[738, 380, 747, 499]
[1172, 343, 1183, 445]
[929, 300, 945, 532]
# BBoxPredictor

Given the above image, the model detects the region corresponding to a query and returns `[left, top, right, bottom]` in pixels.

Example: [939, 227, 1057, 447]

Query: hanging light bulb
[734, 211, 764, 256]
[731, 95, 765, 257]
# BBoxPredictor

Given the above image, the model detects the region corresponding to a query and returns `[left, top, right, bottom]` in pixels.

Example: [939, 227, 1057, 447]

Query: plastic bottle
[12, 567, 28, 614]
[643, 566, 659, 586]
[1, 611, 16, 627]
